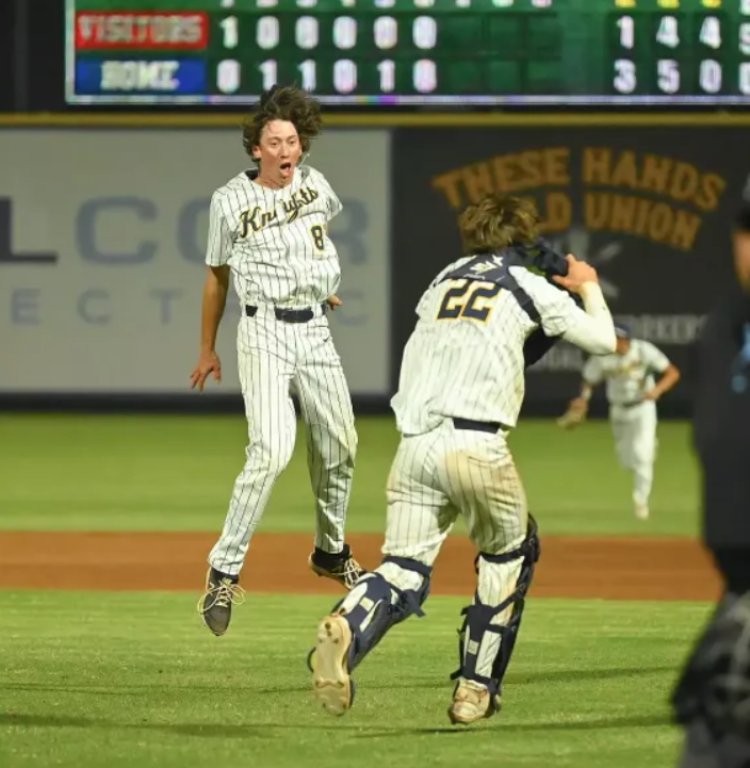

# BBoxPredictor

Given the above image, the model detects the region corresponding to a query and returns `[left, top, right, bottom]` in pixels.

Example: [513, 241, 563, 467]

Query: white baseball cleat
[448, 678, 500, 725]
[312, 613, 353, 716]
[634, 503, 650, 520]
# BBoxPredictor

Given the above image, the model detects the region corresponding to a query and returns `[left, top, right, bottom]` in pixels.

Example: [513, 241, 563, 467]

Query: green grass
[0, 591, 709, 768]
[0, 414, 700, 536]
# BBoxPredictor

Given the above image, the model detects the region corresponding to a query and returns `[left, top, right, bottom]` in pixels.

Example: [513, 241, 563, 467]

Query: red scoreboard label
[75, 12, 209, 50]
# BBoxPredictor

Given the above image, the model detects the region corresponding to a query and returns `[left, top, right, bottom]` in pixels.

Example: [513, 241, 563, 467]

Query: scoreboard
[66, 0, 750, 105]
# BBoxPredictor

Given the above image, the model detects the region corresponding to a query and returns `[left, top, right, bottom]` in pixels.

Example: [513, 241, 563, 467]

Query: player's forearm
[579, 381, 595, 401]
[653, 364, 681, 397]
[561, 283, 616, 354]
[199, 271, 229, 353]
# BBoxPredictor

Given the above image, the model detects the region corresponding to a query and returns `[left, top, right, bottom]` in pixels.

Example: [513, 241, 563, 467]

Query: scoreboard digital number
[65, 0, 750, 105]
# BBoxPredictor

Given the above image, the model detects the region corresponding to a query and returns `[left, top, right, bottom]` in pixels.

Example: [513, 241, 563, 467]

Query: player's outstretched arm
[190, 265, 230, 392]
[552, 255, 616, 355]
[556, 379, 597, 429]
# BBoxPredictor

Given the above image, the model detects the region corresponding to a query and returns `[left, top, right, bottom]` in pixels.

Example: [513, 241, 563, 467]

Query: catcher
[308, 194, 616, 724]
[558, 324, 680, 519]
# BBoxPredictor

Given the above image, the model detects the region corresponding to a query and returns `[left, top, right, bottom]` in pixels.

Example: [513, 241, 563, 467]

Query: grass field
[0, 413, 707, 767]
[0, 414, 700, 536]
[0, 592, 708, 768]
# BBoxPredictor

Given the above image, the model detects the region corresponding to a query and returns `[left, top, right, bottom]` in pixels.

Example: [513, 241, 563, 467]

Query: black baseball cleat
[308, 544, 366, 590]
[197, 567, 245, 636]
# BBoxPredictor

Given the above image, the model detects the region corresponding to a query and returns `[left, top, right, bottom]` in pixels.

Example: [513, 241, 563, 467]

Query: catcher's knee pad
[378, 555, 432, 610]
[336, 557, 431, 671]
[452, 518, 540, 697]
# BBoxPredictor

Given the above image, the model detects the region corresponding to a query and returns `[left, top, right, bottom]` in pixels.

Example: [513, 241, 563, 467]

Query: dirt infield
[0, 532, 721, 600]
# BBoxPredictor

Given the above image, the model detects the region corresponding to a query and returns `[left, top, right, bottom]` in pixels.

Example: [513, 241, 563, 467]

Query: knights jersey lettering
[205, 164, 342, 308]
[391, 253, 585, 435]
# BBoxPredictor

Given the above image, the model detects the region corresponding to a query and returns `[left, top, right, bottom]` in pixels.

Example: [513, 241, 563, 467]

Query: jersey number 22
[436, 280, 502, 323]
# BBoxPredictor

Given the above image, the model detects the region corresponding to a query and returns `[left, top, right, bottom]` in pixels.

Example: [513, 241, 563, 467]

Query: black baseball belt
[614, 399, 645, 409]
[245, 304, 327, 323]
[452, 417, 506, 433]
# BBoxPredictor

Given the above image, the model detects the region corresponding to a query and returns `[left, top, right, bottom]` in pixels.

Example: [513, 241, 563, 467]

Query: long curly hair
[242, 85, 323, 162]
[458, 194, 540, 253]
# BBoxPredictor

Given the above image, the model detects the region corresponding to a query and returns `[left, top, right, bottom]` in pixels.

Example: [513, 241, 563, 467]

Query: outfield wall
[0, 128, 390, 397]
[2, 115, 749, 415]
[391, 123, 748, 415]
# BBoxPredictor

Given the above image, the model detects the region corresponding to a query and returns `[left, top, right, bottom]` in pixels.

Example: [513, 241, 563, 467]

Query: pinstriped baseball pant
[610, 401, 657, 507]
[380, 418, 528, 615]
[209, 305, 357, 576]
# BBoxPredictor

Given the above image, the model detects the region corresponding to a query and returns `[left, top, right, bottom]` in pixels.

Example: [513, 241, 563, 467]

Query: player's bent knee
[323, 426, 357, 466]
[342, 426, 358, 460]
[334, 557, 431, 670]
[244, 439, 295, 477]
[453, 518, 540, 698]
[377, 556, 430, 596]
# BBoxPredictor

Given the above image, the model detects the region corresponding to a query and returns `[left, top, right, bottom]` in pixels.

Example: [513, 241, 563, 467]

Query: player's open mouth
[280, 162, 292, 172]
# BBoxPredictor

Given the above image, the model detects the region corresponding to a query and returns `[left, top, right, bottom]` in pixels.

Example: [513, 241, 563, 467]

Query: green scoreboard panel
[66, 0, 750, 105]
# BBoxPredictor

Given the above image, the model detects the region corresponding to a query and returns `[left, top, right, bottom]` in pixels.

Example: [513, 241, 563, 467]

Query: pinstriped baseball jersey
[206, 164, 342, 308]
[582, 340, 671, 405]
[391, 253, 587, 435]
[205, 160, 357, 578]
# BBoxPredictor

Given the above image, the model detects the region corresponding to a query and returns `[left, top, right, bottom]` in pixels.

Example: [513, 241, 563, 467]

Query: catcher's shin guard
[336, 556, 431, 671]
[452, 518, 541, 699]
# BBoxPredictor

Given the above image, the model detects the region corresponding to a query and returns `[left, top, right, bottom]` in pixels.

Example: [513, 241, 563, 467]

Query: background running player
[308, 195, 616, 724]
[191, 85, 363, 636]
[558, 325, 680, 519]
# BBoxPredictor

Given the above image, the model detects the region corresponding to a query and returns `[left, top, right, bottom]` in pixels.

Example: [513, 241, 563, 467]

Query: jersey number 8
[436, 280, 502, 323]
[310, 225, 326, 250]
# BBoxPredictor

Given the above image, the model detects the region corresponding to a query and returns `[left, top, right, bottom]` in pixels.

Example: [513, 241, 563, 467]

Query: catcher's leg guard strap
[479, 514, 540, 568]
[337, 558, 431, 671]
[381, 555, 432, 616]
[453, 521, 540, 696]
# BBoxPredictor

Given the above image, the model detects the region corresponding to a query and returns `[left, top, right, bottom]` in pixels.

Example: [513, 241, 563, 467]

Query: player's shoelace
[198, 579, 246, 613]
[339, 557, 365, 589]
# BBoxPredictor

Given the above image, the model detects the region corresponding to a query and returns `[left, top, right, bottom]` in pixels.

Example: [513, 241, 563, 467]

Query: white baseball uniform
[582, 339, 671, 508]
[378, 252, 615, 617]
[205, 164, 357, 576]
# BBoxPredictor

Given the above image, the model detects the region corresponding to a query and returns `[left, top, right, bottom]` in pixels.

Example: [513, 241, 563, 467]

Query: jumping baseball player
[191, 85, 364, 636]
[307, 194, 617, 724]
[558, 325, 680, 519]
